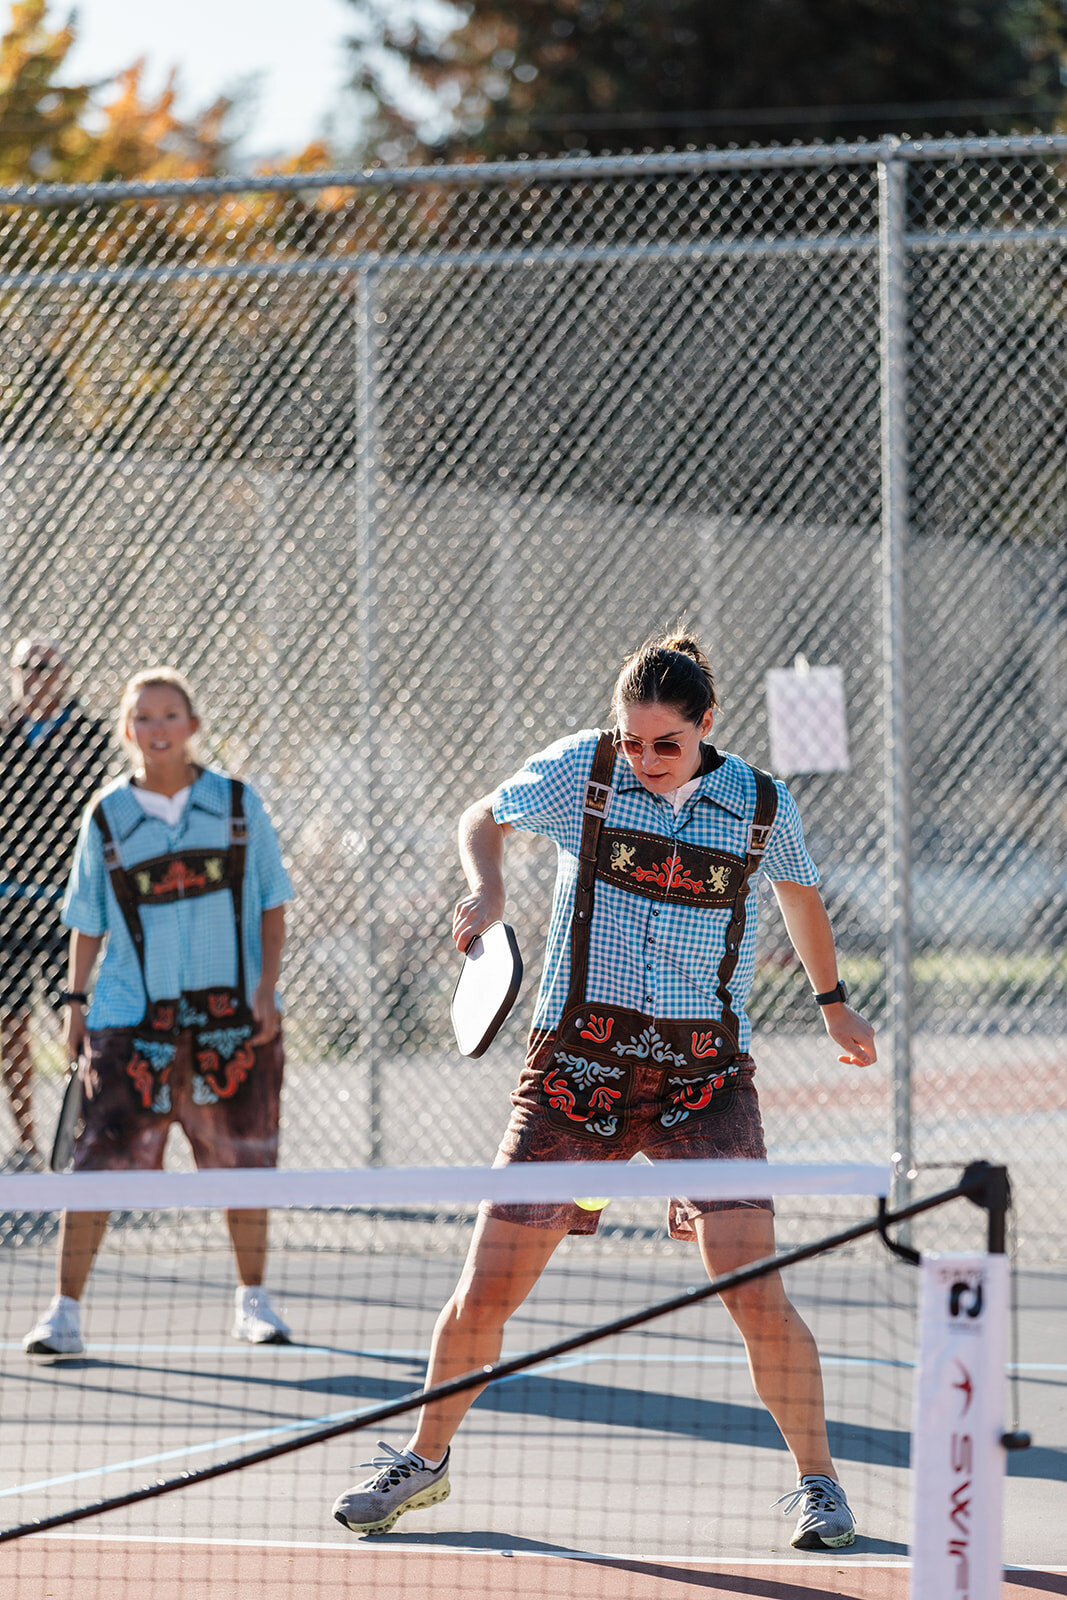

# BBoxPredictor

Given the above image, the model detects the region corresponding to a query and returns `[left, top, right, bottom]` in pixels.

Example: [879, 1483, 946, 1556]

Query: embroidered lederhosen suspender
[539, 732, 779, 1143]
[91, 781, 257, 1114]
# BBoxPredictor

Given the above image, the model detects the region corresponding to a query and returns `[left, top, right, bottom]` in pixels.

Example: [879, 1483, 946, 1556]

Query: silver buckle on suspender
[229, 817, 248, 845]
[748, 822, 773, 855]
[584, 780, 612, 818]
[102, 841, 121, 869]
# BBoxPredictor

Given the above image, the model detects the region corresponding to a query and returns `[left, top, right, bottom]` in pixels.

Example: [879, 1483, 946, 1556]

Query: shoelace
[357, 1441, 423, 1490]
[772, 1475, 842, 1517]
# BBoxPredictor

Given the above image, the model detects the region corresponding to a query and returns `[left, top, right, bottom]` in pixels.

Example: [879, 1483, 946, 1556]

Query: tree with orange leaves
[0, 0, 238, 184]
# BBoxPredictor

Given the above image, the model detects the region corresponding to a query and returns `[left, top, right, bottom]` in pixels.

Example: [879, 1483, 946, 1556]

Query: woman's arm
[770, 879, 877, 1067]
[452, 795, 512, 952]
[250, 904, 286, 1044]
[62, 930, 104, 1061]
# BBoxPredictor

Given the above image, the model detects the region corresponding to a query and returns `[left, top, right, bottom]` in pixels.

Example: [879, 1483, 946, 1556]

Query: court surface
[1, 1239, 1063, 1599]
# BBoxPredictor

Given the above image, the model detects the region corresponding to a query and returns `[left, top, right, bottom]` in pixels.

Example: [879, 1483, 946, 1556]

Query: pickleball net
[0, 1160, 1009, 1599]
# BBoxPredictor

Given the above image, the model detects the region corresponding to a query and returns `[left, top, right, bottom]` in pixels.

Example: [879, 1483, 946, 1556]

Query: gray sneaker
[775, 1474, 856, 1549]
[332, 1442, 450, 1535]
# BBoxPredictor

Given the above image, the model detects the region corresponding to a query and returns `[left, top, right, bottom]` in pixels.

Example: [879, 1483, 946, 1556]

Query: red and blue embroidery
[540, 1006, 738, 1142]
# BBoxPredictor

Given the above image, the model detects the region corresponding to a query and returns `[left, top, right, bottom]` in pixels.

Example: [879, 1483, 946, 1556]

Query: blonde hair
[118, 667, 203, 767]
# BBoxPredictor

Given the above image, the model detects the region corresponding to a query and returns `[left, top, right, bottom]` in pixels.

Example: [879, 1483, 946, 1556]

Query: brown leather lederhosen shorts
[72, 1025, 284, 1172]
[482, 1027, 773, 1241]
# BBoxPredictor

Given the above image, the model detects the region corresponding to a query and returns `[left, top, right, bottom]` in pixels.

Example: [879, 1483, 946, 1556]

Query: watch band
[59, 991, 89, 1006]
[813, 980, 848, 1006]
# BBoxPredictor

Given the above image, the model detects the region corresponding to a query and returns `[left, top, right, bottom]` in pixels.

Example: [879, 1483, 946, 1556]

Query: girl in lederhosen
[332, 631, 876, 1550]
[23, 667, 293, 1356]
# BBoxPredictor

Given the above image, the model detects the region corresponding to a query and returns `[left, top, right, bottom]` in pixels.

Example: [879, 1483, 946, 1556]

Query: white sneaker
[23, 1294, 84, 1356]
[232, 1285, 290, 1344]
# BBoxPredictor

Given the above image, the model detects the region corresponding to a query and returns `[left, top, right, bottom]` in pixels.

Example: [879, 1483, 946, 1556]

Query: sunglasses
[613, 732, 686, 760]
[15, 659, 61, 675]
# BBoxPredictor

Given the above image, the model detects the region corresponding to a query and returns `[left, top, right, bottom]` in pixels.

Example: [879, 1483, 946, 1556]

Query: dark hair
[612, 630, 720, 725]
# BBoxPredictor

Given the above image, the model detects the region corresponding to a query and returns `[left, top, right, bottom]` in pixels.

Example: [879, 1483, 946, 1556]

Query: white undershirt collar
[131, 785, 192, 828]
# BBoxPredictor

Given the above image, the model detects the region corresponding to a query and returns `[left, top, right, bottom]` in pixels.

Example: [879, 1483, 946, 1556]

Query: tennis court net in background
[0, 1161, 1000, 1599]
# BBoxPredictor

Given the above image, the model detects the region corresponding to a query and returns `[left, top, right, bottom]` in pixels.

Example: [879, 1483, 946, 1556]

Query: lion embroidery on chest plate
[610, 841, 636, 873]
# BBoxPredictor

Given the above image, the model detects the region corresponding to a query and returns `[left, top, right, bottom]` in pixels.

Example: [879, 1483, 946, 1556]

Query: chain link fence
[0, 137, 1063, 1258]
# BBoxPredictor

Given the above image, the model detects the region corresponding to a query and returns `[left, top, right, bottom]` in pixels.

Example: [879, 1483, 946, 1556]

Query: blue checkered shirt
[63, 769, 293, 1028]
[493, 729, 819, 1051]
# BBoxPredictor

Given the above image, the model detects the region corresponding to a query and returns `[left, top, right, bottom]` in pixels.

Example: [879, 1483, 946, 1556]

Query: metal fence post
[877, 143, 914, 1216]
[356, 263, 383, 1165]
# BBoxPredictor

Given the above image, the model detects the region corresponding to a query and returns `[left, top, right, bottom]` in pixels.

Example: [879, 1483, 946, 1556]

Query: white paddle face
[450, 921, 523, 1058]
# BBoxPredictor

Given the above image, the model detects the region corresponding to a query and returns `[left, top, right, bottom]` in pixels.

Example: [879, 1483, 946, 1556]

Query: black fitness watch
[813, 980, 848, 1006]
[59, 991, 89, 1006]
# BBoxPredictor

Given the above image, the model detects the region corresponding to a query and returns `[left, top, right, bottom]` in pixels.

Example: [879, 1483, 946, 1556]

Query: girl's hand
[62, 1003, 87, 1062]
[822, 1003, 877, 1067]
[452, 889, 505, 953]
[250, 984, 281, 1045]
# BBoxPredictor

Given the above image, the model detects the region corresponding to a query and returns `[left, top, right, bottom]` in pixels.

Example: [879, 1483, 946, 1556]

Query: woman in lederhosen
[331, 631, 876, 1550]
[23, 667, 293, 1357]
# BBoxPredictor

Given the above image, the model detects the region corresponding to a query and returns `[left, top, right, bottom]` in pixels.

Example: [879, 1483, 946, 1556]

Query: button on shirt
[62, 769, 293, 1029]
[492, 729, 819, 1052]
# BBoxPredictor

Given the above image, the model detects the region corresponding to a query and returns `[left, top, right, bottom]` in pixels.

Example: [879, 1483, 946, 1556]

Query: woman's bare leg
[695, 1206, 837, 1480]
[57, 1210, 109, 1300]
[408, 1212, 568, 1462]
[226, 1208, 268, 1286]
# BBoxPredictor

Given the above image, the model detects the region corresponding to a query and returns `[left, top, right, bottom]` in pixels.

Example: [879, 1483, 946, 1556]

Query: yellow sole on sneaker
[792, 1526, 856, 1551]
[335, 1477, 450, 1536]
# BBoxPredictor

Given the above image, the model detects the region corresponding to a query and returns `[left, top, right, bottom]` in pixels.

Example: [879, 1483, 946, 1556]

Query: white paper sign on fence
[765, 660, 850, 774]
[910, 1252, 1009, 1600]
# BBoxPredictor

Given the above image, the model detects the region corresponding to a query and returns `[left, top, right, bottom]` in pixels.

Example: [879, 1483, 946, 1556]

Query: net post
[909, 1164, 1015, 1599]
[960, 1159, 1010, 1254]
[878, 140, 915, 1236]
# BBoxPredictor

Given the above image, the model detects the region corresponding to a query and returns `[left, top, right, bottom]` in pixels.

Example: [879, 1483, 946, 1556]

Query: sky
[61, 0, 360, 162]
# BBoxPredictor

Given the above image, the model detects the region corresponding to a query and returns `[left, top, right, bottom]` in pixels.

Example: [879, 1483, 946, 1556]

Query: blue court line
[3, 1347, 1062, 1502]
[5, 1339, 1063, 1371]
[0, 1404, 380, 1500]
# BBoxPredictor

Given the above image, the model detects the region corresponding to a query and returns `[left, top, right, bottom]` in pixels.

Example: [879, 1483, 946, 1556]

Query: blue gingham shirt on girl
[492, 729, 819, 1052]
[62, 768, 293, 1029]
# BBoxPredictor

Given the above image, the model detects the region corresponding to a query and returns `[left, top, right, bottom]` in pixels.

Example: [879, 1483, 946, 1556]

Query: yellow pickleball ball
[574, 1197, 610, 1212]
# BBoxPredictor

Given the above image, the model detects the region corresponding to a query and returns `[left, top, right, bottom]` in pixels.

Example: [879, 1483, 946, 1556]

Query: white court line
[25, 1530, 917, 1563]
[18, 1534, 1067, 1575]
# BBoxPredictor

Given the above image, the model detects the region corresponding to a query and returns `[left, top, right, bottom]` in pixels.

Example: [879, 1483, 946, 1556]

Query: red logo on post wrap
[952, 1360, 974, 1415]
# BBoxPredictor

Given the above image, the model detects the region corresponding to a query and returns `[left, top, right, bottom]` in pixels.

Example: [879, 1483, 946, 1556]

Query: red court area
[3, 1542, 1065, 1600]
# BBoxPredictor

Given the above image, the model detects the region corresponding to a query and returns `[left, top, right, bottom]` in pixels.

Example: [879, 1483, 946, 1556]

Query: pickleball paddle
[450, 921, 523, 1058]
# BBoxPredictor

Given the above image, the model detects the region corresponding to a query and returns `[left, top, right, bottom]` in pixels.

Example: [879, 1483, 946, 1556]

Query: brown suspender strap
[568, 730, 617, 998]
[228, 779, 248, 1001]
[90, 797, 146, 976]
[713, 765, 778, 1041]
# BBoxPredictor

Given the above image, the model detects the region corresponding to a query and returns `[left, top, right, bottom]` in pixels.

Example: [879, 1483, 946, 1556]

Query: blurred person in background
[0, 637, 110, 1170]
[22, 666, 294, 1356]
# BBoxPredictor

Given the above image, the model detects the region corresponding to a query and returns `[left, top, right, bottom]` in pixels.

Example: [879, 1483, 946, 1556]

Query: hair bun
[660, 633, 703, 663]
